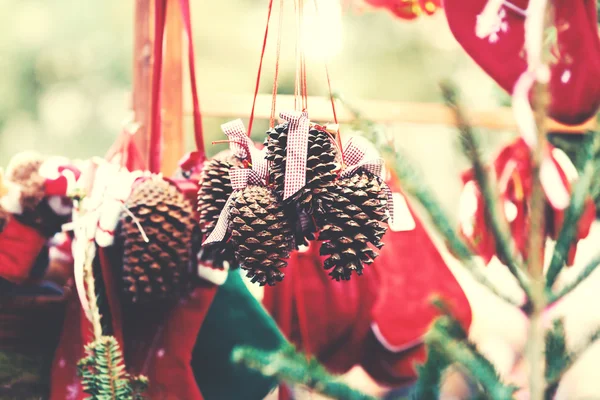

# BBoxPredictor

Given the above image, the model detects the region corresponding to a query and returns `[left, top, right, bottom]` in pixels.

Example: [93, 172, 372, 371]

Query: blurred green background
[0, 0, 518, 212]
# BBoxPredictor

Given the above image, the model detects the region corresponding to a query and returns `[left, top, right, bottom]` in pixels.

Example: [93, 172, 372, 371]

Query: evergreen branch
[232, 345, 377, 400]
[547, 251, 600, 305]
[545, 323, 600, 388]
[393, 154, 521, 307]
[441, 82, 532, 302]
[425, 317, 518, 400]
[545, 133, 599, 288]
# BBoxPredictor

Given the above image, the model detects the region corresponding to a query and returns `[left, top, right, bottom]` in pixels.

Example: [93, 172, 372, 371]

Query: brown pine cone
[318, 171, 389, 281]
[119, 176, 196, 304]
[266, 123, 339, 217]
[229, 185, 294, 286]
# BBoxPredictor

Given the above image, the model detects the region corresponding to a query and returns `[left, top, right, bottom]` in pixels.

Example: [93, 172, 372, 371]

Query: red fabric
[363, 0, 442, 19]
[104, 129, 147, 171]
[444, 0, 600, 125]
[264, 172, 472, 387]
[460, 138, 596, 266]
[0, 218, 47, 284]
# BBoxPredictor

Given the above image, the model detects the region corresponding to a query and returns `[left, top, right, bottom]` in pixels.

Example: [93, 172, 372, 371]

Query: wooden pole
[132, 0, 154, 168]
[184, 93, 595, 133]
[160, 0, 184, 176]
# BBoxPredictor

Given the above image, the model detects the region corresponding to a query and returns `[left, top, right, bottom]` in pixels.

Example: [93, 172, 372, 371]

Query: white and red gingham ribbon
[221, 119, 268, 178]
[203, 166, 267, 245]
[280, 111, 310, 200]
[341, 136, 395, 223]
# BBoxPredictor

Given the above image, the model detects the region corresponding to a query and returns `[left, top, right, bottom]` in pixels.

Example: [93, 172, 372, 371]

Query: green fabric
[192, 270, 287, 400]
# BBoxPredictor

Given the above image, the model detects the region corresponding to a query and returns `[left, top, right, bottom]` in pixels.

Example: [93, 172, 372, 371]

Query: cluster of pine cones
[196, 123, 390, 286]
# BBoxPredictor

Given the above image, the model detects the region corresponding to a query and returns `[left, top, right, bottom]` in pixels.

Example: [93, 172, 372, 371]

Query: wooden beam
[132, 0, 153, 168]
[160, 0, 184, 176]
[185, 93, 594, 133]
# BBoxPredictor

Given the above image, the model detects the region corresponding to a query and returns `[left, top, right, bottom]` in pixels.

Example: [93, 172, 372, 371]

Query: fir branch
[232, 345, 377, 400]
[441, 81, 532, 302]
[545, 133, 599, 288]
[393, 154, 521, 308]
[547, 251, 600, 305]
[425, 317, 518, 400]
[545, 323, 600, 389]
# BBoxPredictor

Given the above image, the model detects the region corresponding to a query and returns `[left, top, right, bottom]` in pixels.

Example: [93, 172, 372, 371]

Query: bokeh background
[0, 0, 518, 213]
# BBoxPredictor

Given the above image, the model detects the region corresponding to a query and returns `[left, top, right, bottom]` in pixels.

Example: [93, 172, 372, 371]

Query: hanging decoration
[459, 137, 596, 266]
[201, 0, 392, 285]
[444, 0, 600, 125]
[362, 0, 442, 20]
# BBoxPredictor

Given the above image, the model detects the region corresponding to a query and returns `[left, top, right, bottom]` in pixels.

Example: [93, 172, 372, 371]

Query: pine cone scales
[266, 123, 339, 216]
[120, 177, 195, 304]
[318, 171, 389, 281]
[229, 185, 293, 286]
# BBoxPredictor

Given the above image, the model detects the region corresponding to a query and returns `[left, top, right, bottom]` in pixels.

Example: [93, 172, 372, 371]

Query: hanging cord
[180, 0, 206, 160]
[294, 0, 301, 111]
[298, 0, 309, 111]
[248, 0, 276, 137]
[270, 0, 286, 128]
[312, 0, 344, 160]
[149, 0, 168, 173]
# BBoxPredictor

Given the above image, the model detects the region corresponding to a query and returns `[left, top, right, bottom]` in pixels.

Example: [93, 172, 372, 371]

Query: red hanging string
[179, 0, 206, 162]
[313, 0, 344, 159]
[293, 0, 300, 111]
[270, 0, 285, 128]
[149, 0, 168, 174]
[248, 0, 276, 138]
[298, 0, 308, 111]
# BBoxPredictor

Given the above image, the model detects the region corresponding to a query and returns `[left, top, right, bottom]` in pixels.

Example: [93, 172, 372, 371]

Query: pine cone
[197, 151, 242, 236]
[197, 151, 243, 268]
[229, 185, 294, 286]
[119, 177, 195, 304]
[318, 171, 389, 281]
[266, 123, 339, 217]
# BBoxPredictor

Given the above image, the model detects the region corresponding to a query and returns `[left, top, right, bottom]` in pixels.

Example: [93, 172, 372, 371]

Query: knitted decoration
[119, 177, 196, 304]
[229, 185, 294, 286]
[5, 152, 45, 214]
[318, 171, 389, 280]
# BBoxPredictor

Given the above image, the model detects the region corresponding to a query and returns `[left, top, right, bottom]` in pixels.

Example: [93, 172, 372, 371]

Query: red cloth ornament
[363, 0, 441, 19]
[263, 171, 472, 388]
[444, 0, 600, 125]
[459, 138, 596, 266]
[0, 218, 47, 284]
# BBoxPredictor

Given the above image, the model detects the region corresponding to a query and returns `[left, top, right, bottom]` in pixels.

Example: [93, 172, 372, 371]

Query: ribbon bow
[221, 119, 268, 178]
[279, 111, 310, 200]
[341, 136, 395, 223]
[68, 160, 150, 320]
[203, 165, 267, 245]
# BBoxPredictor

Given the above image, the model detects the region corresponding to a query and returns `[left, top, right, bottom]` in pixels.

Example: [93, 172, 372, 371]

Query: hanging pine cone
[266, 123, 339, 217]
[197, 151, 243, 269]
[318, 171, 389, 281]
[229, 185, 294, 286]
[197, 151, 242, 236]
[119, 177, 195, 304]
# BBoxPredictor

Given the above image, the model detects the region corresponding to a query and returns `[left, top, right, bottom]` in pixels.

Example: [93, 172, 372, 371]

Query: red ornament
[459, 138, 596, 266]
[444, 0, 600, 125]
[363, 0, 441, 20]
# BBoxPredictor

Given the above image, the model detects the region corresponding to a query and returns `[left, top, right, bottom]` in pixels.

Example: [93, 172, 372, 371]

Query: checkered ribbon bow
[280, 110, 310, 200]
[203, 166, 267, 245]
[341, 136, 395, 223]
[221, 119, 268, 177]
